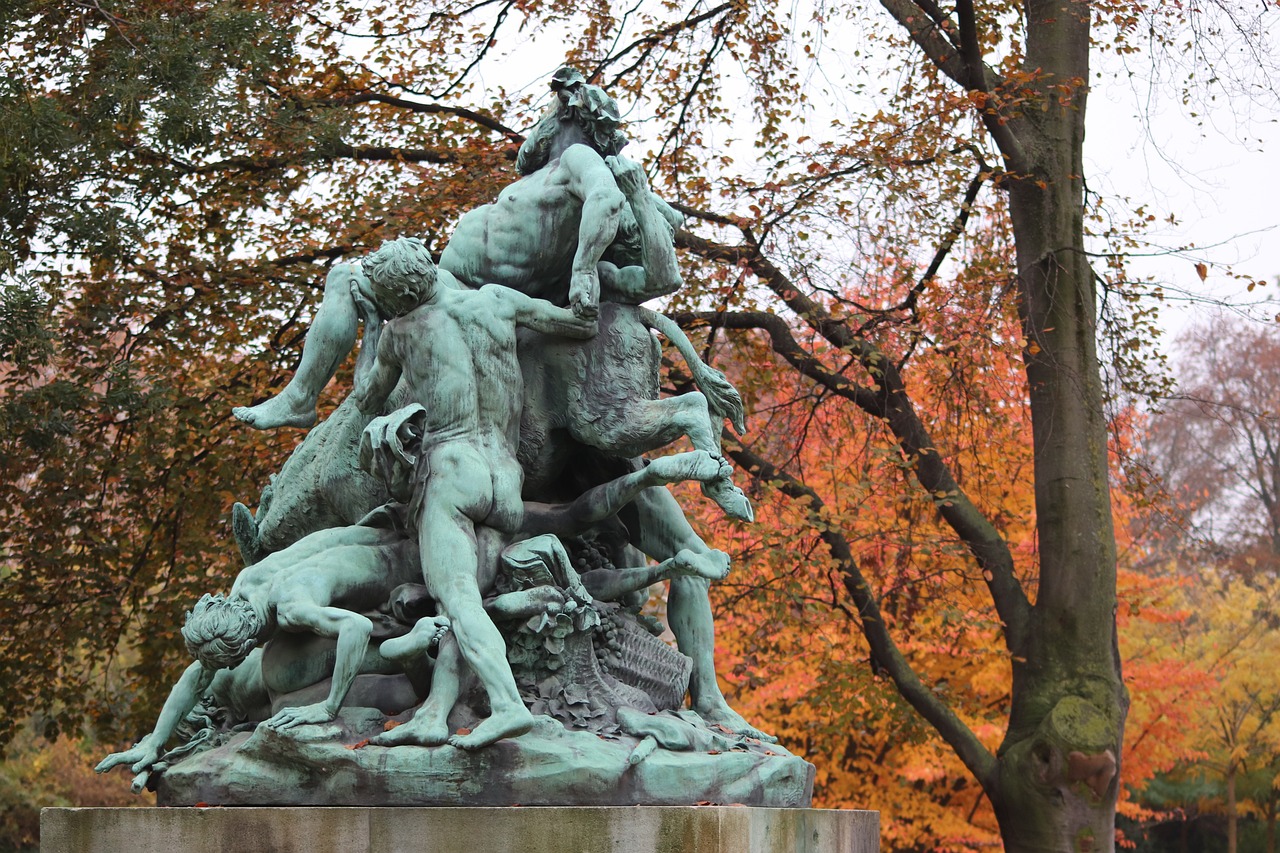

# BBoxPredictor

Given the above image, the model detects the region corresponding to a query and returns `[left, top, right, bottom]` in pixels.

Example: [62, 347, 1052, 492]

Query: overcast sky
[469, 17, 1279, 344]
[1084, 45, 1280, 337]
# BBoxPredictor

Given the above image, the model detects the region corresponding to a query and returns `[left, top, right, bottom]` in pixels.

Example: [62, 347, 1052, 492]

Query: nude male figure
[233, 78, 624, 431]
[95, 447, 728, 783]
[92, 520, 448, 785]
[350, 236, 596, 749]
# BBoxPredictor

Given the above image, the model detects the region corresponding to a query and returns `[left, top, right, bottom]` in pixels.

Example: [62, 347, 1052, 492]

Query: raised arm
[351, 330, 403, 415]
[600, 156, 684, 304]
[561, 143, 627, 318]
[96, 661, 215, 779]
[262, 598, 374, 730]
[349, 268, 386, 386]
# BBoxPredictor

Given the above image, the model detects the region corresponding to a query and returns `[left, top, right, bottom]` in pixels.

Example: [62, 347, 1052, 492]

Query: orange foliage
[665, 273, 1210, 849]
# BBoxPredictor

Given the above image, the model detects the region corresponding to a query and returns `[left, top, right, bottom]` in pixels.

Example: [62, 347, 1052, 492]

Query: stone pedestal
[42, 806, 879, 853]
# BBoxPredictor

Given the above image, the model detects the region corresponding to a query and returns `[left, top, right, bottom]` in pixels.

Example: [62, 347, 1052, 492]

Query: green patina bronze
[97, 68, 811, 807]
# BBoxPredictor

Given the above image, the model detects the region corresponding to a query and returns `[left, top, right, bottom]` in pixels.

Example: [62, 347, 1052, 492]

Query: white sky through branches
[1085, 41, 1280, 333]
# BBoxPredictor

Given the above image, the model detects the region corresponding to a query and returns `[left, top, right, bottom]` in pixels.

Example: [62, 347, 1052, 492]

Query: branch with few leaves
[591, 2, 736, 88]
[317, 93, 523, 141]
[876, 0, 1027, 172]
[179, 143, 456, 176]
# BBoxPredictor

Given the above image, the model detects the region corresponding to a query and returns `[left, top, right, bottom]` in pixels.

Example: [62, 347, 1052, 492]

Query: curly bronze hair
[516, 81, 627, 176]
[364, 237, 437, 317]
[182, 593, 262, 671]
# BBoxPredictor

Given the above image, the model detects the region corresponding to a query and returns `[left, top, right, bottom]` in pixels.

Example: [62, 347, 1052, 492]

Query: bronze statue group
[98, 69, 774, 793]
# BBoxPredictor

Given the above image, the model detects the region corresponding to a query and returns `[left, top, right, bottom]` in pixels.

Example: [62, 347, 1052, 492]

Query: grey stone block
[42, 806, 878, 853]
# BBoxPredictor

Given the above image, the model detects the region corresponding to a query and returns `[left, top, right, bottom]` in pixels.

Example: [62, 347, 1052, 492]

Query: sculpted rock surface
[155, 709, 814, 807]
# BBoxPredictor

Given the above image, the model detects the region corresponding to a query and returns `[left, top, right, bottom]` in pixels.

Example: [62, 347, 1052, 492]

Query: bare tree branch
[954, 0, 989, 90]
[892, 159, 989, 317]
[670, 244, 1032, 649]
[180, 143, 456, 176]
[591, 2, 736, 87]
[877, 0, 972, 87]
[318, 93, 523, 140]
[435, 0, 519, 99]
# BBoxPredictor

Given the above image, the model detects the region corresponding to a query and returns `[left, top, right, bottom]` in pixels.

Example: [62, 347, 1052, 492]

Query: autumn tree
[1148, 312, 1280, 560]
[1131, 313, 1280, 851]
[2, 0, 1272, 849]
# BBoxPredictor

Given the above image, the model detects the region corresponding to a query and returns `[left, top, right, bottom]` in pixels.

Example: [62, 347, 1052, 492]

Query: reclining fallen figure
[95, 447, 733, 785]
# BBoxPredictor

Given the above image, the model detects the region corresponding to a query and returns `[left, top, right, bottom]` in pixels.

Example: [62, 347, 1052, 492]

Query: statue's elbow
[592, 186, 626, 219]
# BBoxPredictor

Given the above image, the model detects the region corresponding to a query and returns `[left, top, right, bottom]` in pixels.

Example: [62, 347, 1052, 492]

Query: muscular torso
[439, 144, 604, 303]
[385, 288, 524, 452]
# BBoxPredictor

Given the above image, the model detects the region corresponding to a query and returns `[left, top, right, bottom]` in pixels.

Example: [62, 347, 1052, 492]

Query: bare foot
[701, 476, 754, 522]
[670, 549, 730, 581]
[370, 708, 451, 747]
[233, 392, 318, 430]
[447, 707, 534, 750]
[696, 702, 777, 743]
[380, 617, 450, 663]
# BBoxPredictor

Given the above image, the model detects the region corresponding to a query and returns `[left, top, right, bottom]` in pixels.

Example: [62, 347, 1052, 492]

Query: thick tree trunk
[985, 0, 1128, 848]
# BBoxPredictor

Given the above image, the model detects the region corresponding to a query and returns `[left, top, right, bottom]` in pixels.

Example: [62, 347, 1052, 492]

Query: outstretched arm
[520, 451, 724, 536]
[264, 600, 374, 730]
[96, 661, 215, 778]
[484, 285, 597, 340]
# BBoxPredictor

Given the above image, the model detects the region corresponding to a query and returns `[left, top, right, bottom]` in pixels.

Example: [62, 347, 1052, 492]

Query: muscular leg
[378, 475, 532, 749]
[375, 504, 530, 749]
[630, 484, 775, 742]
[416, 455, 532, 750]
[582, 393, 752, 521]
[234, 264, 363, 430]
[580, 548, 729, 602]
[373, 630, 462, 747]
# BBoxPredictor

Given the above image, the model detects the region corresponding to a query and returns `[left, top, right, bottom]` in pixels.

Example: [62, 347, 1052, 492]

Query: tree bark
[984, 0, 1128, 847]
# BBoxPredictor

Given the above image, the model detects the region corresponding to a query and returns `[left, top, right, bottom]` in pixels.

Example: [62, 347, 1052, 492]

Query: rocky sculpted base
[153, 708, 815, 808]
